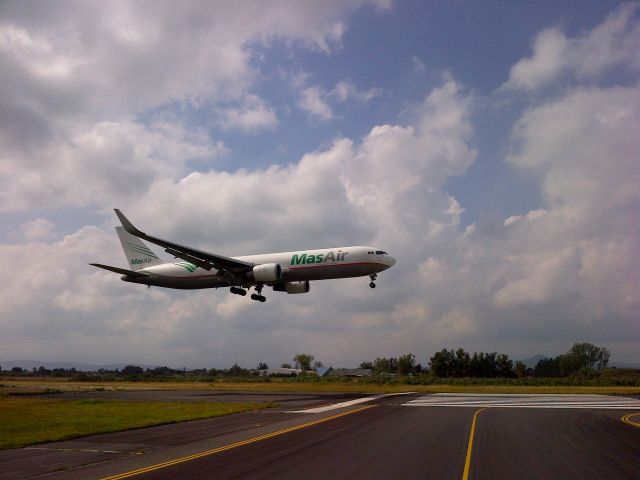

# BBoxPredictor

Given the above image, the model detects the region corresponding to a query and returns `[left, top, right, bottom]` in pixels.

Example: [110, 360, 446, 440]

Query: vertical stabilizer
[116, 226, 162, 270]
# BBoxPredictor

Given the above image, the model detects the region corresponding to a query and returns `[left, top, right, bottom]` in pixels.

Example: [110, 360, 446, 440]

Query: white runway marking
[403, 393, 640, 409]
[292, 392, 417, 413]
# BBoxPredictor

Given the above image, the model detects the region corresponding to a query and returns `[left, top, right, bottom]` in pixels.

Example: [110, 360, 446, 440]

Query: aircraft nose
[387, 255, 396, 267]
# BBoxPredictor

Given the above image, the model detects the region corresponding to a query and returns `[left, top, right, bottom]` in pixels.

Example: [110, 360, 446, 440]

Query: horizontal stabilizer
[90, 263, 151, 277]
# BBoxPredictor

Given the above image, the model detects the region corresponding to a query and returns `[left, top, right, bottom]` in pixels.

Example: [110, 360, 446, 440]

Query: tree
[313, 360, 324, 369]
[293, 353, 314, 371]
[373, 357, 398, 374]
[496, 354, 514, 378]
[228, 363, 249, 376]
[534, 343, 611, 377]
[429, 349, 455, 377]
[359, 361, 373, 369]
[280, 363, 292, 369]
[454, 348, 470, 377]
[122, 365, 144, 376]
[397, 353, 416, 375]
[257, 362, 269, 370]
[514, 361, 527, 378]
[535, 357, 562, 377]
[567, 343, 610, 371]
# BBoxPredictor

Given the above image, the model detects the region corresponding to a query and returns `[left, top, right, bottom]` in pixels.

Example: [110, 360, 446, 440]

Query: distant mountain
[0, 360, 160, 372]
[519, 355, 548, 369]
[609, 362, 640, 370]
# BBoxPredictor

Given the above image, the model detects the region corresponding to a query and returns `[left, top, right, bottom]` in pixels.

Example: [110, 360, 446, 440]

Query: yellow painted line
[461, 407, 486, 480]
[621, 412, 640, 429]
[102, 405, 375, 480]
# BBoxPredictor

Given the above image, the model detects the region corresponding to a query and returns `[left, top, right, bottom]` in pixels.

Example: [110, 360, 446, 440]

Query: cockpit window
[375, 250, 388, 255]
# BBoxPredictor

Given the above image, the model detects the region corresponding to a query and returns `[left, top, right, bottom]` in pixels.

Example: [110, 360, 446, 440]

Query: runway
[1, 393, 639, 479]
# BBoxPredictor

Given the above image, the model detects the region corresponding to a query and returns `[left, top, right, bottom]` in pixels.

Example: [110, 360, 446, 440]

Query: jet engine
[250, 263, 283, 282]
[273, 281, 310, 294]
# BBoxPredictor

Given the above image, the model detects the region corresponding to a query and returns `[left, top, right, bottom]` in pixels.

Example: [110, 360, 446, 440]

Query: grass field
[2, 376, 639, 396]
[0, 397, 272, 449]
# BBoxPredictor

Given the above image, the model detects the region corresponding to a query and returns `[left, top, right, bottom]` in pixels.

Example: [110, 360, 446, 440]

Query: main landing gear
[369, 273, 377, 289]
[230, 285, 266, 302]
[250, 284, 266, 303]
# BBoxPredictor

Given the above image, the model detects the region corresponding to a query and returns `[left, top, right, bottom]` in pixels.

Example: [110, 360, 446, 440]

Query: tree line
[533, 343, 610, 377]
[356, 343, 611, 379]
[2, 342, 616, 380]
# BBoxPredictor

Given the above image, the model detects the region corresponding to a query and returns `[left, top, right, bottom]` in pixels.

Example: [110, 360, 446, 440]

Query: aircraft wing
[90, 263, 151, 277]
[114, 209, 254, 274]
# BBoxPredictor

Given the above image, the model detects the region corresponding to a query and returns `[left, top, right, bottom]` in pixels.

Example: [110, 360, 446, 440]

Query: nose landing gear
[369, 273, 377, 289]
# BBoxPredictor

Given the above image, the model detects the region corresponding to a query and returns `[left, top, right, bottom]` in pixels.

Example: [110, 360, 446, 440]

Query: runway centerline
[462, 408, 486, 480]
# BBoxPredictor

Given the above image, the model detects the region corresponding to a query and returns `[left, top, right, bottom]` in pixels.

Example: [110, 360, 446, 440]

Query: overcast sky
[1, 1, 638, 369]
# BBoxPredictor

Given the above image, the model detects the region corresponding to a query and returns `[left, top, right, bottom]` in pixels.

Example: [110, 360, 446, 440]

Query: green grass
[2, 376, 640, 397]
[206, 380, 640, 396]
[0, 397, 272, 449]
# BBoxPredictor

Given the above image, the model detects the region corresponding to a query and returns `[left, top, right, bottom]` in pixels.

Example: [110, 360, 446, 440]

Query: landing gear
[230, 286, 247, 296]
[369, 273, 377, 289]
[250, 284, 266, 302]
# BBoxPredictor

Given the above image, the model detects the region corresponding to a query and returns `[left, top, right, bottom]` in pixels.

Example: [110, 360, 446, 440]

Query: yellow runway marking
[621, 412, 640, 429]
[102, 405, 375, 480]
[462, 407, 486, 480]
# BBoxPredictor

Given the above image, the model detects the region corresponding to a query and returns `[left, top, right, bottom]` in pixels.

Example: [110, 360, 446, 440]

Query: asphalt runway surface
[2, 392, 639, 479]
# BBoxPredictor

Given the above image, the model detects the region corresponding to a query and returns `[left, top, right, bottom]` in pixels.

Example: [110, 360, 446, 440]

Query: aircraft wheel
[369, 282, 376, 289]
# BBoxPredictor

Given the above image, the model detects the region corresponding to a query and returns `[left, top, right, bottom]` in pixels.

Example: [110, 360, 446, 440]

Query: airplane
[91, 209, 396, 302]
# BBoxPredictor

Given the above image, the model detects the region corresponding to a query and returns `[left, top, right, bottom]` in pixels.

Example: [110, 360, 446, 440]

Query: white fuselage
[123, 245, 395, 289]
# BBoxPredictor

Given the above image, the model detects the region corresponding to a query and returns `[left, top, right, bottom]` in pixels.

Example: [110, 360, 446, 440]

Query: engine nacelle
[250, 263, 282, 283]
[273, 281, 310, 294]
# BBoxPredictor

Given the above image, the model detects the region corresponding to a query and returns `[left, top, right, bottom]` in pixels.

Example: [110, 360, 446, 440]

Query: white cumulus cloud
[502, 3, 640, 91]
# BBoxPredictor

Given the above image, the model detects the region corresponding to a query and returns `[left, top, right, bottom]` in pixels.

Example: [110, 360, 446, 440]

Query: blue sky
[0, 1, 638, 368]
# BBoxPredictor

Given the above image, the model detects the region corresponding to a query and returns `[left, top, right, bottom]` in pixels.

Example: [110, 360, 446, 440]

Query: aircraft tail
[116, 226, 163, 270]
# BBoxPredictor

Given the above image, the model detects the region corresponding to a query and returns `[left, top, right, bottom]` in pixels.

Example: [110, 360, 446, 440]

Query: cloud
[331, 80, 383, 103]
[299, 86, 333, 120]
[0, 118, 226, 211]
[503, 27, 568, 91]
[496, 84, 640, 311]
[411, 55, 426, 72]
[502, 3, 640, 91]
[0, 0, 388, 212]
[8, 218, 57, 242]
[217, 95, 278, 132]
[298, 80, 383, 120]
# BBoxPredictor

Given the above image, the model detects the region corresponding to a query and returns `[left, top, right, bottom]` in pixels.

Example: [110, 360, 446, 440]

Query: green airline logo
[291, 251, 348, 265]
[175, 261, 197, 272]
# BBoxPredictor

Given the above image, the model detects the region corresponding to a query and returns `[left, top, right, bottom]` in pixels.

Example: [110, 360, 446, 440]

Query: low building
[256, 367, 303, 377]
